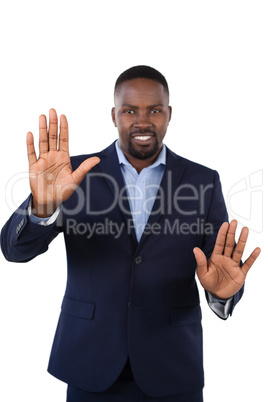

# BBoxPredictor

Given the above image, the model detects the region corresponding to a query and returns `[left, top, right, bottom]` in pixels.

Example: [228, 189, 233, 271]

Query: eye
[123, 109, 134, 114]
[151, 109, 161, 114]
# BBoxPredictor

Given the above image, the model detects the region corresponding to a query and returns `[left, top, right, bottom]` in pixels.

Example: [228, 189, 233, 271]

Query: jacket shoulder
[70, 142, 116, 170]
[167, 147, 218, 180]
[70, 152, 101, 170]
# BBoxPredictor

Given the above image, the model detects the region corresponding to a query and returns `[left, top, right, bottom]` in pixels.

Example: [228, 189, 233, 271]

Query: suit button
[135, 256, 142, 264]
[16, 218, 25, 234]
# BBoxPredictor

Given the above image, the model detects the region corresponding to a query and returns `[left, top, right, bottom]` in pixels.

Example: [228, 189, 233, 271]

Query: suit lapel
[138, 147, 186, 246]
[97, 142, 137, 245]
[97, 142, 186, 248]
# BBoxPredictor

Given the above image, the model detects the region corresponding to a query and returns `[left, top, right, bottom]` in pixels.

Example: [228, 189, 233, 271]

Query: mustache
[130, 129, 156, 137]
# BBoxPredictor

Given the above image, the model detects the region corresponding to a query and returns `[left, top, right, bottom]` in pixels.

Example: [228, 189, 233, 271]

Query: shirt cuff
[28, 197, 61, 226]
[207, 292, 233, 319]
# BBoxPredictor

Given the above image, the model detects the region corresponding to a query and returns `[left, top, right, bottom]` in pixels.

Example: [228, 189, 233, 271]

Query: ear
[111, 107, 117, 127]
[168, 106, 172, 123]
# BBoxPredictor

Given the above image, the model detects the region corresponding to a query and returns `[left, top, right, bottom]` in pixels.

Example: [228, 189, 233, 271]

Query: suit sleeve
[202, 171, 244, 318]
[0, 194, 62, 263]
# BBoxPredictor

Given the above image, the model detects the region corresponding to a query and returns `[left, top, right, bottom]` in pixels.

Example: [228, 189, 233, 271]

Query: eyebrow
[120, 103, 165, 109]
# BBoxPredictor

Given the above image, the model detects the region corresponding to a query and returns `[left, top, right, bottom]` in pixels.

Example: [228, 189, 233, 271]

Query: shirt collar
[115, 140, 166, 169]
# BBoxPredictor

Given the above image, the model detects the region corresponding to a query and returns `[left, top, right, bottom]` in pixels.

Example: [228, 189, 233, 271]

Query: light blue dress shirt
[115, 140, 166, 242]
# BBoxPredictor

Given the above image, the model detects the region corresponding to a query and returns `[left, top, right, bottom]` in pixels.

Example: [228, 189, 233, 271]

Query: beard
[127, 135, 160, 160]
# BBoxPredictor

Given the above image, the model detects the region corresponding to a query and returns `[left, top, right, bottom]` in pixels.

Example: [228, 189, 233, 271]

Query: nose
[133, 112, 152, 129]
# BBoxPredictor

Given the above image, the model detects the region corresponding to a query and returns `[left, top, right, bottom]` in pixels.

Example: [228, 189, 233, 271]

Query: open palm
[27, 109, 100, 217]
[194, 220, 261, 300]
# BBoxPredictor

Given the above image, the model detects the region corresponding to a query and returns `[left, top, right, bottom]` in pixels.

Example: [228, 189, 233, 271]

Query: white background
[0, 1, 267, 401]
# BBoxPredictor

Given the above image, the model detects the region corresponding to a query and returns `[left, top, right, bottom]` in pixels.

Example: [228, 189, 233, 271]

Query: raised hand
[194, 220, 261, 300]
[26, 108, 100, 217]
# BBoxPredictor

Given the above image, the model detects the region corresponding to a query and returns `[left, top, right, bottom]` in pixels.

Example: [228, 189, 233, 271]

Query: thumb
[72, 157, 100, 185]
[193, 247, 208, 277]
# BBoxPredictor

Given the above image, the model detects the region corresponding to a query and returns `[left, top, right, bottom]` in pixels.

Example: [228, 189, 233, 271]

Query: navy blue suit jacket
[1, 142, 243, 398]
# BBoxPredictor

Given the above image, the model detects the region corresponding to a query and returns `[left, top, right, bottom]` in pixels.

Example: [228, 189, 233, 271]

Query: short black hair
[114, 65, 169, 97]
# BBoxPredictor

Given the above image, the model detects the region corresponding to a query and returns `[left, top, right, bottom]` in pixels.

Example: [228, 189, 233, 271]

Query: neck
[122, 148, 162, 174]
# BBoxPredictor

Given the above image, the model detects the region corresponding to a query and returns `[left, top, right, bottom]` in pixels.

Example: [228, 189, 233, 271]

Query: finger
[48, 108, 58, 151]
[72, 157, 100, 185]
[223, 219, 237, 257]
[232, 226, 249, 264]
[241, 247, 261, 276]
[193, 247, 208, 278]
[212, 222, 229, 255]
[39, 114, 48, 155]
[59, 114, 69, 153]
[26, 132, 37, 165]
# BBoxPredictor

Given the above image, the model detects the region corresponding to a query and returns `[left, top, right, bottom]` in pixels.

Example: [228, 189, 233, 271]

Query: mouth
[134, 135, 152, 141]
[131, 133, 155, 145]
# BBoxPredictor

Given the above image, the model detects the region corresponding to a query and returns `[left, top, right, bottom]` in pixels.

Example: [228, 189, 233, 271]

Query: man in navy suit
[1, 66, 261, 401]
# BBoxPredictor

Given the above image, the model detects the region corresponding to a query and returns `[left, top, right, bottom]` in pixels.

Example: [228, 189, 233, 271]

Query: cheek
[115, 120, 130, 140]
[157, 117, 169, 131]
[116, 117, 133, 133]
[117, 122, 128, 134]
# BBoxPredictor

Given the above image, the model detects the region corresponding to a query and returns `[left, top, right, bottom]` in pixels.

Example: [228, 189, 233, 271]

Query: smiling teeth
[135, 136, 151, 141]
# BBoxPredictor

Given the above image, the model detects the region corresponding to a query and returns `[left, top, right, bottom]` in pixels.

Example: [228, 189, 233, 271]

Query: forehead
[114, 78, 169, 106]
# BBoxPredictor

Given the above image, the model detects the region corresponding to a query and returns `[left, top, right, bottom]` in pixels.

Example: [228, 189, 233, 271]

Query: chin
[128, 142, 160, 160]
